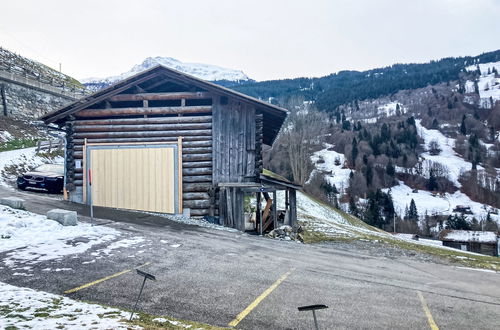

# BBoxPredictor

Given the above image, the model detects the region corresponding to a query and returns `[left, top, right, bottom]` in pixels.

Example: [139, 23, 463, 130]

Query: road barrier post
[298, 304, 329, 330]
[129, 269, 156, 321]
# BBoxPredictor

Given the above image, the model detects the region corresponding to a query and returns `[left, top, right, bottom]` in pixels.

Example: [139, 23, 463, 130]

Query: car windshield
[34, 164, 64, 175]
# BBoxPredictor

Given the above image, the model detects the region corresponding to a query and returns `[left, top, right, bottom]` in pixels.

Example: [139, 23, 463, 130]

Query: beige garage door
[87, 145, 180, 214]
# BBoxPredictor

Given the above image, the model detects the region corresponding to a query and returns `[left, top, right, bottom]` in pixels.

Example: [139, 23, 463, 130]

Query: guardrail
[36, 138, 64, 154]
[0, 66, 87, 99]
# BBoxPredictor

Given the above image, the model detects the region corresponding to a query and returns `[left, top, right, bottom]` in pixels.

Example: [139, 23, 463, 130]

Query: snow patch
[0, 281, 137, 329]
[0, 206, 120, 267]
[310, 143, 351, 194]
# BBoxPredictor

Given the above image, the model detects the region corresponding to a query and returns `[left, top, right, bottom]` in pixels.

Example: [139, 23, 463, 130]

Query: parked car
[17, 164, 64, 194]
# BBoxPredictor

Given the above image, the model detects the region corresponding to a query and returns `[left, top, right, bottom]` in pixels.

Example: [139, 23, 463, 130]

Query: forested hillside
[226, 49, 500, 112]
[253, 50, 500, 237]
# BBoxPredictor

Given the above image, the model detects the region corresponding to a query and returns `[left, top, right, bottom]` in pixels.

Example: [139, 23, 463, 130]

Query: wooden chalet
[40, 65, 299, 231]
[439, 230, 499, 257]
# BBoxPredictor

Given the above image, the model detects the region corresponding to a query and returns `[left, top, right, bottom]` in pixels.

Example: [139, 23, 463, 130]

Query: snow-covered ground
[465, 61, 500, 108]
[0, 147, 63, 187]
[415, 119, 479, 187]
[0, 130, 13, 143]
[377, 101, 407, 117]
[310, 143, 351, 194]
[0, 281, 137, 329]
[383, 181, 500, 225]
[0, 206, 122, 270]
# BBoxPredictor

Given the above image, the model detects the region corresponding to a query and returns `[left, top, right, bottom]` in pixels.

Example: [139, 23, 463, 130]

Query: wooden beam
[109, 92, 211, 102]
[73, 136, 210, 144]
[75, 105, 212, 118]
[218, 182, 260, 188]
[74, 115, 212, 126]
[74, 141, 211, 151]
[73, 129, 211, 139]
[74, 122, 211, 132]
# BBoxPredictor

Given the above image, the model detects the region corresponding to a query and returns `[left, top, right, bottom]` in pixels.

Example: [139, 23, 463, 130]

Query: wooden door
[87, 144, 179, 214]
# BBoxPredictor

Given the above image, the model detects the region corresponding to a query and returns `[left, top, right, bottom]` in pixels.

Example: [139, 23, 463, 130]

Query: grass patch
[300, 191, 500, 271]
[0, 138, 38, 152]
[5, 326, 19, 330]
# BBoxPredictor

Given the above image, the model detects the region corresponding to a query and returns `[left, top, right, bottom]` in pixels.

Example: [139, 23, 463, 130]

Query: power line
[0, 26, 61, 69]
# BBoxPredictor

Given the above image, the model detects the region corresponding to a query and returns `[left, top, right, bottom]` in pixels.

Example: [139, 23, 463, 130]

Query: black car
[17, 164, 64, 194]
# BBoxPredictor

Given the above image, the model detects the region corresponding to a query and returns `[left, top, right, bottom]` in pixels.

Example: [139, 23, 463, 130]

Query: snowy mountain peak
[82, 56, 250, 90]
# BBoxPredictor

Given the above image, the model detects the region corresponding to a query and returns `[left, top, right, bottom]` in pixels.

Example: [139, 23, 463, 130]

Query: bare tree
[277, 103, 329, 185]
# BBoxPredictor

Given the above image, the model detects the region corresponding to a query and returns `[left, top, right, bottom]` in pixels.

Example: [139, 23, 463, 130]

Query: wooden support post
[285, 189, 289, 209]
[226, 188, 233, 228]
[177, 136, 183, 214]
[289, 189, 297, 227]
[256, 192, 261, 234]
[273, 190, 277, 229]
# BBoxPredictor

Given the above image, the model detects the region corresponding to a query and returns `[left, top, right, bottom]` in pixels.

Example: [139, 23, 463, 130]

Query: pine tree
[460, 115, 467, 135]
[348, 196, 359, 217]
[351, 138, 358, 166]
[427, 169, 438, 191]
[408, 199, 418, 222]
[365, 164, 373, 187]
[474, 80, 479, 94]
[381, 123, 391, 142]
[446, 214, 471, 230]
[386, 160, 395, 177]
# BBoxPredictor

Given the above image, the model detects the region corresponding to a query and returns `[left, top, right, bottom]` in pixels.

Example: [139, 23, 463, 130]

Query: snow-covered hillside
[309, 143, 351, 194]
[82, 56, 250, 90]
[465, 61, 500, 108]
[308, 120, 500, 228]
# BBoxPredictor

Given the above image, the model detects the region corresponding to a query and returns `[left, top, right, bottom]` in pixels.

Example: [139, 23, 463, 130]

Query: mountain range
[82, 57, 250, 91]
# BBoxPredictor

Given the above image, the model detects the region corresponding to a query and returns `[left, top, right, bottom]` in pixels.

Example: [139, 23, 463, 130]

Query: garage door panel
[88, 145, 179, 214]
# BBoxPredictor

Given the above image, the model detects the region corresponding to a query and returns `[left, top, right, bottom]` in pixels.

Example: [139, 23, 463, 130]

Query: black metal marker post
[129, 269, 156, 321]
[88, 169, 93, 226]
[298, 304, 329, 330]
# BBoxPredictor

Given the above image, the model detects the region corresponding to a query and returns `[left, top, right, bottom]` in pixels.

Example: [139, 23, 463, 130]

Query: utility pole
[393, 212, 396, 233]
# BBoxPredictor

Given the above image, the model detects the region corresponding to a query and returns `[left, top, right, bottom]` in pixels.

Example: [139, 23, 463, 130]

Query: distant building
[439, 230, 499, 257]
[452, 205, 473, 214]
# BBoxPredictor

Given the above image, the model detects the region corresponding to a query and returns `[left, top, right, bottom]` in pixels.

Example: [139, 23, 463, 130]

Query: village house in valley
[41, 65, 299, 232]
[439, 230, 500, 257]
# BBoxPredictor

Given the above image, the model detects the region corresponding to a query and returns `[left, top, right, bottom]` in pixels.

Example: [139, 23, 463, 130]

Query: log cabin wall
[67, 89, 215, 216]
[212, 97, 259, 184]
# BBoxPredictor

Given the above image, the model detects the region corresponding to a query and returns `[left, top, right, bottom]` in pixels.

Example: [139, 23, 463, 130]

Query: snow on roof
[439, 230, 498, 243]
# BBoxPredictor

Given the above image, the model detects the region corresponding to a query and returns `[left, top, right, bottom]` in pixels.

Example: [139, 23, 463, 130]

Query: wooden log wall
[68, 92, 214, 216]
[64, 116, 76, 191]
[212, 98, 257, 183]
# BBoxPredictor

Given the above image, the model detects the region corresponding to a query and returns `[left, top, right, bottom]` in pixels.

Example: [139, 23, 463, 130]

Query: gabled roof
[40, 65, 288, 145]
[439, 230, 498, 244]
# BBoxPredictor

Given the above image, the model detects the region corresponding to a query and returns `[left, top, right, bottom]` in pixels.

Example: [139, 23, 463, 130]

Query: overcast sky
[1, 0, 499, 81]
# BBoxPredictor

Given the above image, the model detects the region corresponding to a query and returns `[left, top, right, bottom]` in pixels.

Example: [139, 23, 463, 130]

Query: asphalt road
[1, 186, 499, 329]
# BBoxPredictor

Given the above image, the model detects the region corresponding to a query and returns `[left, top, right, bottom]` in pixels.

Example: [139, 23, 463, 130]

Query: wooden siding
[212, 98, 257, 183]
[89, 146, 177, 213]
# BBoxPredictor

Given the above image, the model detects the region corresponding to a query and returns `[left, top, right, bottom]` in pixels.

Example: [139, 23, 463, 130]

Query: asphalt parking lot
[1, 187, 500, 329]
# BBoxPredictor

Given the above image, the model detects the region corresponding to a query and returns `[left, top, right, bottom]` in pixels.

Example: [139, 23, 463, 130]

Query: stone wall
[0, 74, 80, 119]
